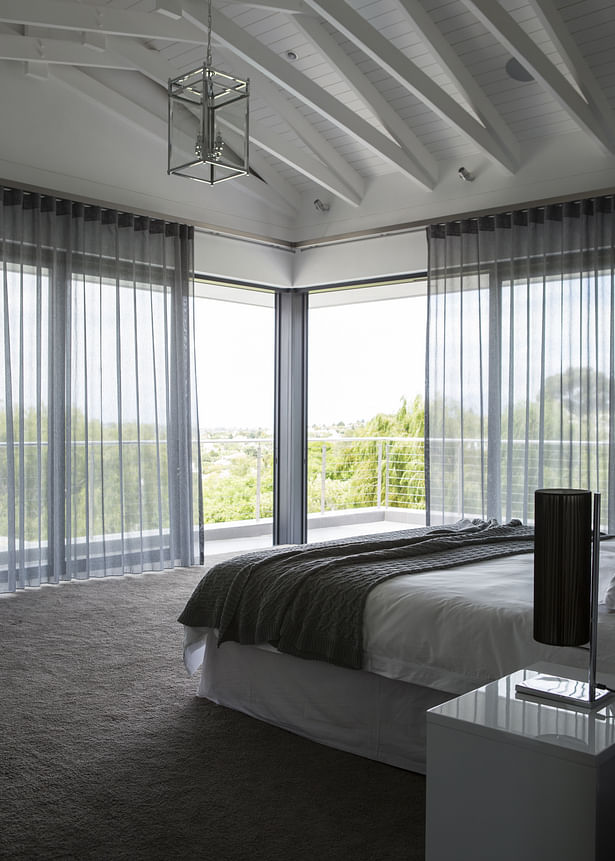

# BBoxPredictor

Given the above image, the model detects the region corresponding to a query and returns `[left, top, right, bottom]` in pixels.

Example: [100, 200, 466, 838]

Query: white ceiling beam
[50, 65, 299, 217]
[180, 0, 436, 188]
[526, 0, 615, 148]
[463, 0, 613, 153]
[223, 132, 302, 212]
[0, 0, 203, 44]
[107, 38, 360, 205]
[0, 34, 135, 68]
[244, 67, 366, 201]
[154, 1, 183, 20]
[393, 0, 519, 170]
[302, 0, 517, 173]
[222, 1, 306, 11]
[227, 108, 362, 206]
[293, 13, 438, 185]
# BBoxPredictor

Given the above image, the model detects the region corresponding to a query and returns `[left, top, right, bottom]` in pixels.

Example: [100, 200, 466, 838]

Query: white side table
[426, 668, 615, 861]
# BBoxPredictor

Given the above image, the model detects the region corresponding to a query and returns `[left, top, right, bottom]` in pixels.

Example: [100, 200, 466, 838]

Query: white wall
[292, 230, 427, 287]
[194, 229, 427, 289]
[194, 230, 293, 288]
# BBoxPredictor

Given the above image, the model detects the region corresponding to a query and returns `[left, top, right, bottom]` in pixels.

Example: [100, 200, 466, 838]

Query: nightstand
[425, 667, 615, 861]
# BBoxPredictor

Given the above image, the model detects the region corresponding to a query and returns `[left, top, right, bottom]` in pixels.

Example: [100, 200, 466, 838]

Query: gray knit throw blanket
[178, 519, 535, 669]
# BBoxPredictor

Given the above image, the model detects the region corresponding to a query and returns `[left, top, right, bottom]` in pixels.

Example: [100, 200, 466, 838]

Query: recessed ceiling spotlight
[505, 57, 534, 82]
[286, 50, 298, 61]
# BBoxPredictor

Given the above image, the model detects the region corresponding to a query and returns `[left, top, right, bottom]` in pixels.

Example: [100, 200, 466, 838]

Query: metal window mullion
[273, 291, 307, 546]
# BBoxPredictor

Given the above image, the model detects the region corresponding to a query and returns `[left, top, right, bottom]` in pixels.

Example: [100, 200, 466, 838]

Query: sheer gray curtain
[426, 196, 615, 530]
[0, 188, 202, 593]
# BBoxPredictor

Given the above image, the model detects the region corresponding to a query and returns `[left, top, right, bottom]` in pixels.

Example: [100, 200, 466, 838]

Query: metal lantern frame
[168, 64, 250, 186]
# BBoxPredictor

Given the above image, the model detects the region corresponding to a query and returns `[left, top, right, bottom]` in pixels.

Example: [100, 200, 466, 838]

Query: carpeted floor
[0, 560, 426, 861]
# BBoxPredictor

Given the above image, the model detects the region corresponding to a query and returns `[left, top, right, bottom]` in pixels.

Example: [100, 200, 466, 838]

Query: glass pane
[308, 282, 427, 543]
[68, 276, 172, 576]
[0, 264, 49, 590]
[193, 284, 275, 555]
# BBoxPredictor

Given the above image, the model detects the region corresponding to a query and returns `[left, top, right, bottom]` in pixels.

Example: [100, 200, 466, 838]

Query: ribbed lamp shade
[533, 488, 592, 646]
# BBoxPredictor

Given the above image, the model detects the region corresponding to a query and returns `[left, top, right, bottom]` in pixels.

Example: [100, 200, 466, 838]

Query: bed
[180, 520, 615, 774]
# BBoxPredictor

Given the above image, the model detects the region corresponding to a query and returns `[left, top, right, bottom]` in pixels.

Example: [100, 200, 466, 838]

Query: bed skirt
[195, 629, 456, 774]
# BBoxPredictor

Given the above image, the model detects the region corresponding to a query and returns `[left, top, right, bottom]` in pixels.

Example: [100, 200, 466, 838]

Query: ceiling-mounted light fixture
[167, 0, 250, 185]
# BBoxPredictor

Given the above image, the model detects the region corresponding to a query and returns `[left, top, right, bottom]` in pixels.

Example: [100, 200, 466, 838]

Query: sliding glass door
[307, 280, 427, 543]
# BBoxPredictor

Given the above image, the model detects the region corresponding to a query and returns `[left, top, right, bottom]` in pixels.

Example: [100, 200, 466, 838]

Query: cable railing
[200, 435, 612, 526]
[0, 436, 611, 538]
[427, 438, 611, 524]
[199, 436, 425, 523]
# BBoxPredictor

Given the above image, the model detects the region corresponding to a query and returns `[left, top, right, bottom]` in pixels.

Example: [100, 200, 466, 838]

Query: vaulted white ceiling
[0, 0, 614, 244]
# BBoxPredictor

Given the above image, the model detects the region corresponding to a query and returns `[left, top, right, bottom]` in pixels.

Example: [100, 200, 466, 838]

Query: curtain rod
[0, 178, 295, 251]
[5, 177, 615, 252]
[294, 185, 615, 251]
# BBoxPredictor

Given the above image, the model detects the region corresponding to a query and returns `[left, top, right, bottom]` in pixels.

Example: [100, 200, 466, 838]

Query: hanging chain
[206, 0, 213, 69]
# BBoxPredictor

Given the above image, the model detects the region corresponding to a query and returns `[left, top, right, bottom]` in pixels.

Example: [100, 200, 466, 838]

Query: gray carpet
[0, 559, 425, 861]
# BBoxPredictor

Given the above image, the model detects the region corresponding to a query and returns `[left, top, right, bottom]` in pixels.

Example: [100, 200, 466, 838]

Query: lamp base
[515, 674, 613, 709]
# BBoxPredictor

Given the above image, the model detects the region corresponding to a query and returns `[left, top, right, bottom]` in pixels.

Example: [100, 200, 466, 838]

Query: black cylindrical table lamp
[516, 489, 611, 708]
[533, 488, 591, 646]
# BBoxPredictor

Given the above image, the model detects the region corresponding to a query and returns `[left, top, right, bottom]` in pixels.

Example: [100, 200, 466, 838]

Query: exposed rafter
[293, 13, 439, 185]
[180, 0, 437, 189]
[108, 37, 362, 206]
[526, 0, 615, 148]
[225, 107, 362, 206]
[463, 0, 613, 153]
[0, 34, 134, 69]
[0, 0, 202, 44]
[393, 0, 519, 171]
[242, 67, 366, 202]
[218, 0, 306, 11]
[302, 0, 518, 173]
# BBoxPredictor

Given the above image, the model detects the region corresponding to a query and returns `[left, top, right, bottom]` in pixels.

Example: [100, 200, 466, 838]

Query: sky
[194, 294, 427, 431]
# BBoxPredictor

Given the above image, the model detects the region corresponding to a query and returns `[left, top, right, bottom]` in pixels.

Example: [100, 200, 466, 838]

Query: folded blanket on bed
[178, 519, 534, 669]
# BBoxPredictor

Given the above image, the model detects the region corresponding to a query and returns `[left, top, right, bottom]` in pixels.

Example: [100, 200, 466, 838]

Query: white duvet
[363, 541, 615, 693]
[184, 541, 615, 696]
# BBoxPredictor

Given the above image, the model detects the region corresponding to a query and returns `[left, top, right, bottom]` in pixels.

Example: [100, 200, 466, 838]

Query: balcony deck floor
[203, 517, 421, 558]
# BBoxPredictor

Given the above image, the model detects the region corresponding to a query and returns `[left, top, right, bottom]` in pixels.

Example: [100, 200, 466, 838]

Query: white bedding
[184, 541, 615, 694]
[364, 544, 615, 693]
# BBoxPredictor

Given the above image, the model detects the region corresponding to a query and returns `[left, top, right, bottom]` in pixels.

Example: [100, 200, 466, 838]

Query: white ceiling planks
[182, 0, 439, 187]
[293, 13, 439, 181]
[302, 0, 519, 171]
[463, 0, 614, 152]
[525, 0, 615, 146]
[0, 0, 614, 236]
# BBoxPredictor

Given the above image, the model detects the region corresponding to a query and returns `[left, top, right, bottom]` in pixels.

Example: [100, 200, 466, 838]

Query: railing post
[377, 441, 382, 507]
[321, 444, 327, 514]
[385, 442, 390, 509]
[255, 443, 261, 521]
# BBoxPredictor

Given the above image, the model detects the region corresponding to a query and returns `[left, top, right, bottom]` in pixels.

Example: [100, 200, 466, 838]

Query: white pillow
[599, 539, 615, 608]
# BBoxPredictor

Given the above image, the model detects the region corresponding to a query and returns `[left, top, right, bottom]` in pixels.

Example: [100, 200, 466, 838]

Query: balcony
[202, 434, 612, 556]
[202, 436, 426, 555]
